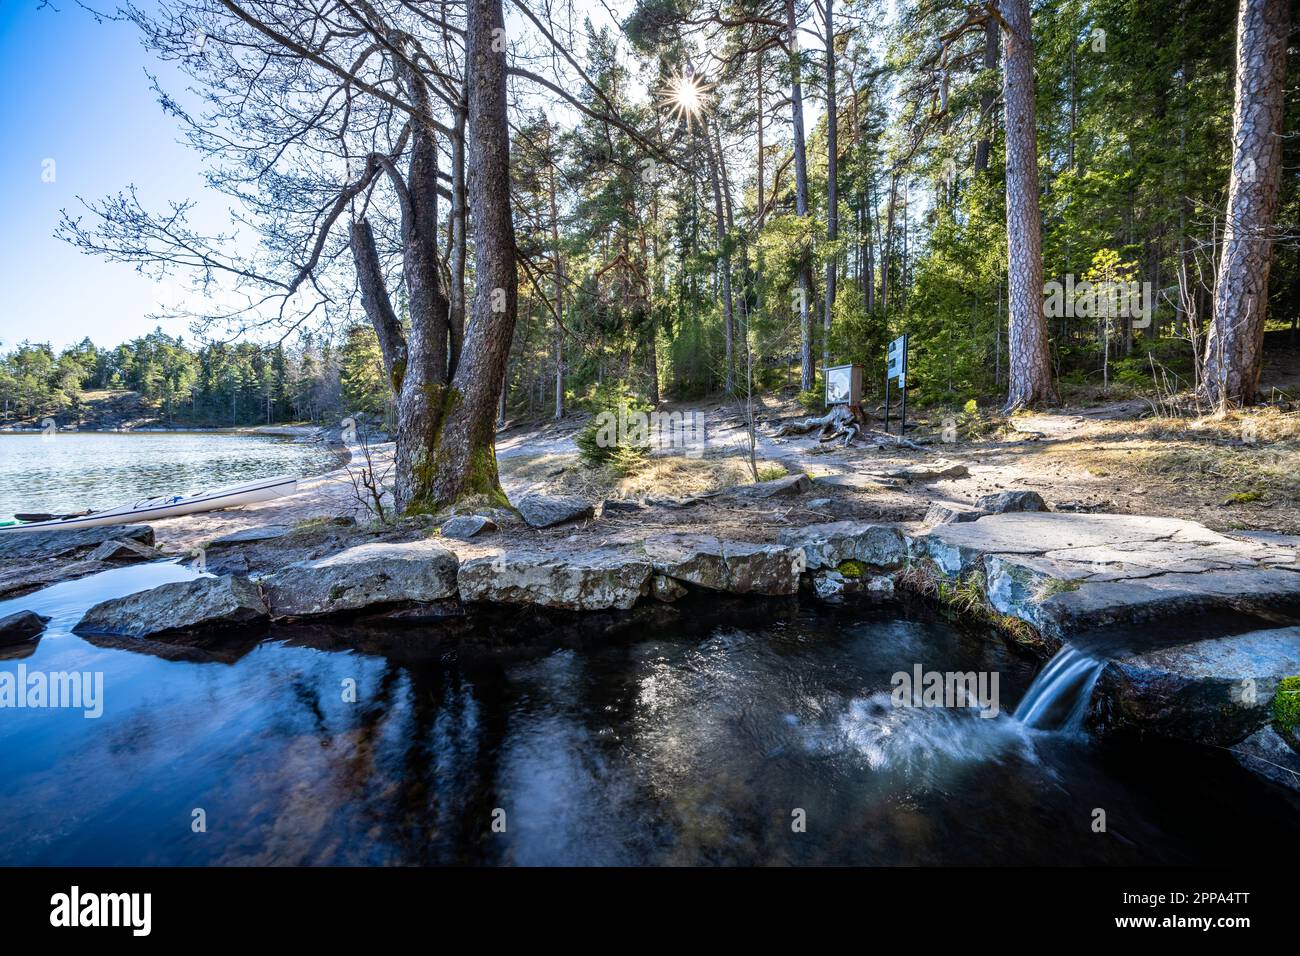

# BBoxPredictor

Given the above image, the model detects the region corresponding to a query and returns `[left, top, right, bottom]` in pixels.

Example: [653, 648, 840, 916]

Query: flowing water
[0, 432, 344, 519]
[0, 570, 1295, 866]
[1013, 645, 1107, 732]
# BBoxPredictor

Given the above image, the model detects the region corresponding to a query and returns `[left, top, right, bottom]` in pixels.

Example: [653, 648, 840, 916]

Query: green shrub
[1273, 676, 1300, 734]
[756, 463, 789, 482]
[576, 383, 651, 474]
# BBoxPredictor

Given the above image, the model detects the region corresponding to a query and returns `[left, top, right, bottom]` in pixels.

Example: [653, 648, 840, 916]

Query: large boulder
[517, 494, 595, 528]
[440, 515, 497, 540]
[457, 548, 652, 610]
[0, 610, 50, 646]
[643, 534, 805, 595]
[0, 523, 154, 561]
[1099, 626, 1300, 745]
[777, 521, 908, 571]
[924, 501, 988, 526]
[262, 540, 459, 618]
[74, 575, 268, 638]
[976, 490, 1048, 514]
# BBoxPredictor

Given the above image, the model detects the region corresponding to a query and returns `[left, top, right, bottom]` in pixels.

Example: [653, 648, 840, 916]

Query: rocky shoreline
[4, 476, 1298, 791]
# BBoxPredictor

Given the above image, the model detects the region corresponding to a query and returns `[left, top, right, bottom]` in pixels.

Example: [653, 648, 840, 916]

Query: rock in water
[74, 576, 268, 638]
[458, 548, 652, 610]
[517, 494, 596, 528]
[777, 522, 908, 571]
[0, 610, 50, 646]
[440, 515, 498, 540]
[1102, 626, 1300, 745]
[0, 524, 154, 562]
[975, 490, 1048, 514]
[263, 540, 459, 618]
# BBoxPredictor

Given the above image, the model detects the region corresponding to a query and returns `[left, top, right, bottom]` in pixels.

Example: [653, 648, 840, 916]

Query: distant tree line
[0, 326, 390, 427]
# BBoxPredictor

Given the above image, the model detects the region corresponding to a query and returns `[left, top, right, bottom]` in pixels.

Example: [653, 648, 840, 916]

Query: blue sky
[0, 1, 218, 351]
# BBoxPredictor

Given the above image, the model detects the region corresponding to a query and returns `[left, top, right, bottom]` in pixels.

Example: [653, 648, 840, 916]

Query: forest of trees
[51, 0, 1296, 511]
[0, 329, 388, 426]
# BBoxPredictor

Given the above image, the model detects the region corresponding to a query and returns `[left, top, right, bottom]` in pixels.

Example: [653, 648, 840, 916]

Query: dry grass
[500, 450, 781, 501]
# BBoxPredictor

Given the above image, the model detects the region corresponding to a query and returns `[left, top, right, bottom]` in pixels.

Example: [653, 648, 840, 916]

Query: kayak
[0, 475, 299, 534]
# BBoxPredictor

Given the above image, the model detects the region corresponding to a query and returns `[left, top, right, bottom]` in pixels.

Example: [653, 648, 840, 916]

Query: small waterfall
[1013, 645, 1105, 732]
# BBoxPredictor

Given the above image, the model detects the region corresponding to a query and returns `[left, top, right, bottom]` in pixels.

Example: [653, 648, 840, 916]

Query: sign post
[884, 334, 908, 436]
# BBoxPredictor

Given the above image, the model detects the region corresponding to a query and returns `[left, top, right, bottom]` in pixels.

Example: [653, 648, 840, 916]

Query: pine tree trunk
[406, 0, 518, 510]
[786, 0, 814, 391]
[1202, 0, 1289, 408]
[706, 123, 735, 393]
[1000, 0, 1056, 408]
[823, 0, 838, 374]
[974, 16, 999, 173]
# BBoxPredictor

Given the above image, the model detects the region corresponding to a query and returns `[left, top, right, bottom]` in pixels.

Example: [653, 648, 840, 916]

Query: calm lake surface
[1, 567, 1295, 866]
[0, 432, 344, 518]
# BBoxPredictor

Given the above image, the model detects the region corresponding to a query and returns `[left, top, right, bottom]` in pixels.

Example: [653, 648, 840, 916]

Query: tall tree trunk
[1202, 0, 1289, 407]
[974, 16, 999, 173]
[1000, 0, 1056, 408]
[547, 150, 565, 418]
[412, 0, 517, 509]
[706, 123, 735, 393]
[823, 0, 838, 374]
[786, 0, 814, 390]
[448, 104, 468, 379]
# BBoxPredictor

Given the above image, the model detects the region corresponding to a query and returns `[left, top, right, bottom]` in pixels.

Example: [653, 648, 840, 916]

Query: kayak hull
[0, 476, 299, 533]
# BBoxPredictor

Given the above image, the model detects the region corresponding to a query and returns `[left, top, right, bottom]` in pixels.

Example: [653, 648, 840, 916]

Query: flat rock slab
[74, 575, 268, 638]
[0, 523, 154, 561]
[205, 525, 294, 549]
[458, 548, 652, 610]
[884, 460, 969, 481]
[0, 610, 50, 646]
[1101, 626, 1300, 745]
[643, 534, 806, 594]
[517, 494, 595, 528]
[777, 522, 908, 571]
[262, 540, 459, 618]
[724, 473, 812, 498]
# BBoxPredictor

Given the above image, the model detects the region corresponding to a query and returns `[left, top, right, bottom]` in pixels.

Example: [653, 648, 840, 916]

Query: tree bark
[1202, 0, 1289, 407]
[706, 123, 735, 393]
[547, 142, 565, 418]
[786, 0, 814, 391]
[448, 104, 468, 379]
[823, 0, 838, 374]
[974, 16, 999, 174]
[410, 0, 518, 510]
[1000, 0, 1056, 408]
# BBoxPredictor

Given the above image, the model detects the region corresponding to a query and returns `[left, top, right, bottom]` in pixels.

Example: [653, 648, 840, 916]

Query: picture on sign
[824, 364, 862, 406]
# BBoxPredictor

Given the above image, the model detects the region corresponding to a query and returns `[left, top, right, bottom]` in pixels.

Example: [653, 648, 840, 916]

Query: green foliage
[1274, 676, 1300, 735]
[339, 324, 389, 415]
[576, 382, 651, 473]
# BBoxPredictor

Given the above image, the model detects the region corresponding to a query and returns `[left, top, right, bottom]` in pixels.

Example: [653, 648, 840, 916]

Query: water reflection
[0, 579, 1295, 865]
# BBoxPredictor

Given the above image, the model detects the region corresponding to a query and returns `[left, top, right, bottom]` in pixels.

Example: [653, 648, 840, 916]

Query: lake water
[0, 570, 1295, 866]
[0, 432, 345, 518]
